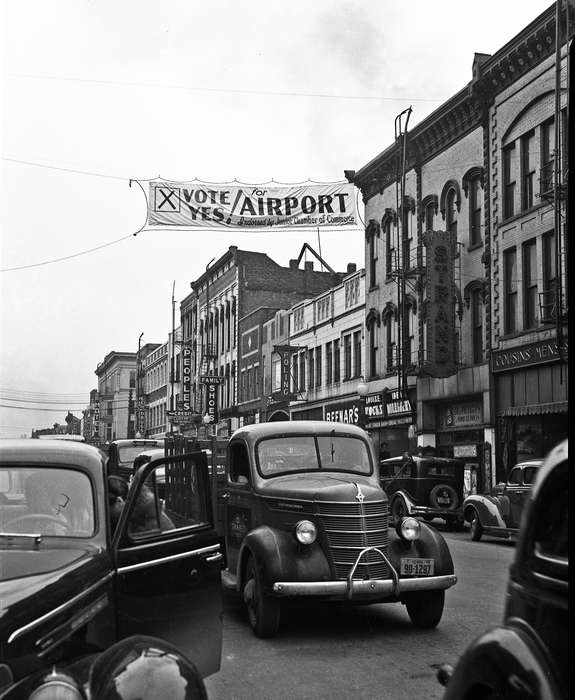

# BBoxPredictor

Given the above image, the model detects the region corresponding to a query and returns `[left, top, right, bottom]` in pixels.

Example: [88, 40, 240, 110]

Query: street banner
[146, 180, 358, 229]
[423, 230, 457, 378]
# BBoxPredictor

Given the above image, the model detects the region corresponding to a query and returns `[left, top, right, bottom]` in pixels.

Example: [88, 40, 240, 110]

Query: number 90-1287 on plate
[400, 558, 435, 576]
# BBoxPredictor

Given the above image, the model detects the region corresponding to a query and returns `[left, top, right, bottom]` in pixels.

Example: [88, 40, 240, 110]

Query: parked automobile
[0, 439, 222, 698]
[462, 457, 543, 541]
[219, 421, 457, 637]
[437, 439, 568, 699]
[379, 454, 465, 528]
[107, 437, 164, 479]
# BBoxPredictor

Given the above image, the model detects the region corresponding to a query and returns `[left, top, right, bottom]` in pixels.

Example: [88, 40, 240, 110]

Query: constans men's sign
[147, 181, 358, 230]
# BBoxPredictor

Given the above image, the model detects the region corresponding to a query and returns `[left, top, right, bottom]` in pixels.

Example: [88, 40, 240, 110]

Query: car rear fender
[237, 525, 331, 593]
[442, 624, 563, 700]
[463, 494, 506, 528]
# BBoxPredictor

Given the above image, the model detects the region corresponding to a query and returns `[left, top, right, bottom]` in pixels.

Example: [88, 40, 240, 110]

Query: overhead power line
[10, 72, 446, 103]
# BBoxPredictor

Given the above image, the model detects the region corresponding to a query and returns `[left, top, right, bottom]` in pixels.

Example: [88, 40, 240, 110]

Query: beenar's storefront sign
[424, 230, 457, 378]
[147, 181, 358, 229]
[324, 399, 362, 425]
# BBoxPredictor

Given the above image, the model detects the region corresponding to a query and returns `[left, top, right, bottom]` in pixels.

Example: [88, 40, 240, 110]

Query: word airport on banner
[147, 181, 358, 230]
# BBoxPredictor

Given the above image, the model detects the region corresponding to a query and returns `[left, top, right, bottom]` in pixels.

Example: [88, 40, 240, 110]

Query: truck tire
[404, 589, 445, 628]
[390, 496, 407, 526]
[243, 555, 281, 638]
[470, 509, 483, 541]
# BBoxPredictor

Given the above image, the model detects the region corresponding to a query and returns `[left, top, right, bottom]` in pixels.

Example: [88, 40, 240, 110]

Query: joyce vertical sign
[424, 230, 457, 378]
[182, 345, 192, 410]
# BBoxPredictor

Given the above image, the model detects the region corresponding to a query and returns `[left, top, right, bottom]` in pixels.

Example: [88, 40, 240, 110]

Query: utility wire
[0, 404, 84, 412]
[10, 73, 446, 103]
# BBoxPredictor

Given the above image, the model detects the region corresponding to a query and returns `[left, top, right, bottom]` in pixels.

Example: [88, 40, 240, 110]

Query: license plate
[400, 558, 435, 576]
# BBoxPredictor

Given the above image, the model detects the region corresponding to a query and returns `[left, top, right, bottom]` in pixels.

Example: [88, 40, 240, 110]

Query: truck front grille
[316, 500, 389, 580]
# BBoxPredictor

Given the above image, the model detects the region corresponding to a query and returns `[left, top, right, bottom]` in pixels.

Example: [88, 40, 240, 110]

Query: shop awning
[498, 401, 568, 417]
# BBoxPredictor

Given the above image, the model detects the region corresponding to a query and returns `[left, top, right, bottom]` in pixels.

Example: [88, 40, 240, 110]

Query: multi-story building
[180, 245, 353, 436]
[347, 3, 570, 490]
[143, 341, 169, 438]
[287, 267, 367, 425]
[95, 351, 137, 442]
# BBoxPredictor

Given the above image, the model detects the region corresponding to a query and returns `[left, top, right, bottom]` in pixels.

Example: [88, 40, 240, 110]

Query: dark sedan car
[462, 458, 542, 542]
[438, 439, 568, 699]
[0, 439, 222, 699]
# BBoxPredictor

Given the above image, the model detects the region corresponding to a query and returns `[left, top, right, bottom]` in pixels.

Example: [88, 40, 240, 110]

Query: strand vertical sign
[424, 230, 457, 378]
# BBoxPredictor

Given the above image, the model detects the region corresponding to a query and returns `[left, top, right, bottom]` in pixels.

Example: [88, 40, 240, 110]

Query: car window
[533, 460, 568, 560]
[508, 467, 522, 484]
[118, 444, 161, 465]
[126, 458, 209, 538]
[380, 461, 404, 478]
[0, 466, 95, 537]
[257, 435, 371, 477]
[420, 460, 460, 477]
[523, 466, 539, 485]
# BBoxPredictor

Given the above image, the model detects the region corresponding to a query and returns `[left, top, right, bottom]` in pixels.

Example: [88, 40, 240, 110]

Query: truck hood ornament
[354, 483, 365, 502]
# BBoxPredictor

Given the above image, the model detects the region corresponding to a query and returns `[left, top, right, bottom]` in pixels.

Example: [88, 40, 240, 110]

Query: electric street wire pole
[394, 106, 412, 399]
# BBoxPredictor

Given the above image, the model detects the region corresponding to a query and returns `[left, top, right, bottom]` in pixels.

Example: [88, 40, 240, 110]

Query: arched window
[365, 308, 381, 379]
[382, 302, 397, 373]
[382, 209, 397, 278]
[365, 220, 380, 289]
[405, 294, 417, 368]
[464, 279, 487, 364]
[440, 180, 461, 238]
[420, 194, 438, 233]
[463, 167, 484, 247]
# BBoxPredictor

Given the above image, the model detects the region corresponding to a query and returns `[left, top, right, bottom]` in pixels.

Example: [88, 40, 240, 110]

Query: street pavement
[205, 526, 516, 700]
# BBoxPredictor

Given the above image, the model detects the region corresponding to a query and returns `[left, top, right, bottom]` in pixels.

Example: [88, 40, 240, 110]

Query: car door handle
[219, 492, 230, 500]
[205, 552, 224, 563]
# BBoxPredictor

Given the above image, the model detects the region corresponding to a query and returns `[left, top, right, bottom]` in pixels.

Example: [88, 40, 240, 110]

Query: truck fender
[463, 495, 507, 528]
[443, 624, 563, 700]
[387, 523, 454, 576]
[237, 525, 331, 593]
[391, 490, 417, 514]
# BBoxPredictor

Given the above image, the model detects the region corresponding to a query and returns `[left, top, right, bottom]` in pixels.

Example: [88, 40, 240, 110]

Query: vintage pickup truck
[218, 421, 457, 637]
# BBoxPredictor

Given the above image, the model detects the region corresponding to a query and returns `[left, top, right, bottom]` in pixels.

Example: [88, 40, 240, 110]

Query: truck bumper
[271, 545, 456, 599]
[272, 574, 457, 597]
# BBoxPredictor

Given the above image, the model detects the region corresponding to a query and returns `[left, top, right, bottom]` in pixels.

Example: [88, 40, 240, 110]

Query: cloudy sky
[0, 0, 552, 437]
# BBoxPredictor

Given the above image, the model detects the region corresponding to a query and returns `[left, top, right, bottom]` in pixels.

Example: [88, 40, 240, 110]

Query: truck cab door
[113, 453, 223, 678]
[224, 440, 254, 575]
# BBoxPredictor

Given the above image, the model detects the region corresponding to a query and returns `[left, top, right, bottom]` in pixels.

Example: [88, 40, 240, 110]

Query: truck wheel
[470, 510, 483, 541]
[243, 555, 281, 638]
[390, 497, 406, 526]
[405, 590, 445, 628]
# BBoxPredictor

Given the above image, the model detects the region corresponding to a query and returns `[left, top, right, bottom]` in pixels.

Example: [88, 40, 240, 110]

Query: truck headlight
[397, 517, 421, 541]
[295, 520, 317, 545]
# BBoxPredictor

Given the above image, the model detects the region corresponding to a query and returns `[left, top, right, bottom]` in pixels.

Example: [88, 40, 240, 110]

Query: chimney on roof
[289, 259, 299, 269]
[304, 261, 314, 271]
[347, 263, 357, 274]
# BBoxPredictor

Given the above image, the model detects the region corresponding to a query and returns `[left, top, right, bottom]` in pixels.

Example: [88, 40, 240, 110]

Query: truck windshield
[257, 435, 371, 477]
